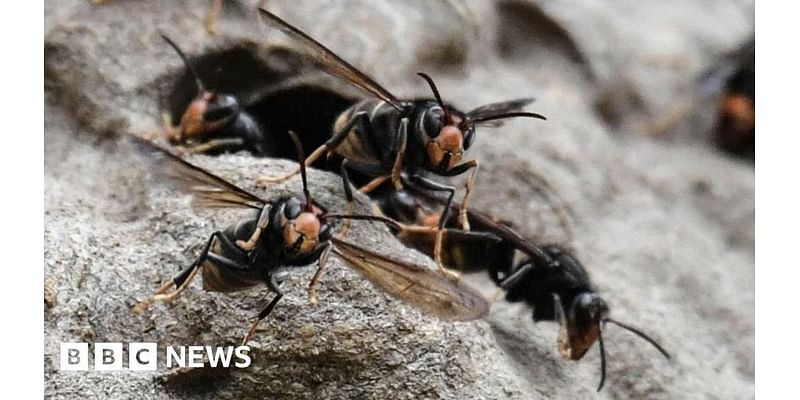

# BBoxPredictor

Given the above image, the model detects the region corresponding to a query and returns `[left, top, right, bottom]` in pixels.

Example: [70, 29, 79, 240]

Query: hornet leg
[389, 118, 408, 191]
[337, 160, 357, 239]
[174, 138, 245, 155]
[236, 207, 272, 251]
[133, 231, 223, 313]
[355, 117, 409, 194]
[241, 275, 284, 346]
[358, 175, 390, 194]
[405, 175, 461, 280]
[307, 243, 332, 305]
[441, 160, 479, 231]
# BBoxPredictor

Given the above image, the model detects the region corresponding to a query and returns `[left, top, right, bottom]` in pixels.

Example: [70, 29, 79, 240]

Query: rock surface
[45, 1, 754, 399]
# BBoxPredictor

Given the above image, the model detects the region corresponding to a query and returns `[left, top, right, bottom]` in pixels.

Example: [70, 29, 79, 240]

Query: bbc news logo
[60, 343, 251, 371]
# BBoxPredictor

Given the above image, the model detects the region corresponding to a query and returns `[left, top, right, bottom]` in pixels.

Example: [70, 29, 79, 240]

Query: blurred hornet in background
[373, 189, 670, 391]
[713, 42, 754, 159]
[156, 35, 270, 156]
[132, 133, 488, 345]
[255, 9, 546, 252]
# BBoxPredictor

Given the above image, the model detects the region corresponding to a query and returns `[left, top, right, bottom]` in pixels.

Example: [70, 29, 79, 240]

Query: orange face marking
[437, 125, 463, 154]
[294, 212, 321, 240]
[178, 93, 214, 141]
[558, 322, 600, 361]
[283, 211, 322, 255]
[427, 125, 464, 170]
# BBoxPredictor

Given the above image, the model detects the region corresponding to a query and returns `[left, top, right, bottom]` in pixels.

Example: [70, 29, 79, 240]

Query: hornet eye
[463, 126, 476, 149]
[318, 223, 333, 241]
[574, 293, 607, 318]
[284, 197, 303, 219]
[423, 106, 445, 138]
[576, 293, 595, 309]
[544, 245, 565, 258]
[203, 94, 239, 122]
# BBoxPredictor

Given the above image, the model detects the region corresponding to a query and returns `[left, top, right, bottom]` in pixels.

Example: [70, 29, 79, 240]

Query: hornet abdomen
[201, 219, 265, 292]
[332, 99, 408, 172]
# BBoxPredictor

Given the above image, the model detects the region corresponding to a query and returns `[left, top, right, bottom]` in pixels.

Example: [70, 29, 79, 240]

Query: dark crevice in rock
[593, 82, 648, 131]
[159, 366, 234, 395]
[415, 34, 470, 73]
[495, 1, 590, 75]
[247, 85, 356, 165]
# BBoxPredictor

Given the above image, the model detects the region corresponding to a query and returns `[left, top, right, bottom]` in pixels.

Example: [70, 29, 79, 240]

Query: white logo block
[129, 343, 158, 371]
[94, 342, 124, 371]
[60, 343, 89, 371]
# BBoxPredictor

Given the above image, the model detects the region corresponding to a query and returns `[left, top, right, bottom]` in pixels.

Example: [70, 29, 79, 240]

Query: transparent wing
[258, 9, 404, 110]
[467, 98, 541, 126]
[332, 238, 489, 321]
[134, 137, 266, 210]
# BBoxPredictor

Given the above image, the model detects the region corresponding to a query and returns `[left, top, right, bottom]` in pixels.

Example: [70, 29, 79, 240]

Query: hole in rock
[496, 1, 587, 67]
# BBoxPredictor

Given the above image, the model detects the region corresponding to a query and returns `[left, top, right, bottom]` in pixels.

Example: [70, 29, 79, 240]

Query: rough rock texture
[45, 1, 754, 399]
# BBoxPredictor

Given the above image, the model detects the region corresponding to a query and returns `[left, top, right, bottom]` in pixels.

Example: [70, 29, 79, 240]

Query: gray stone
[45, 1, 753, 399]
